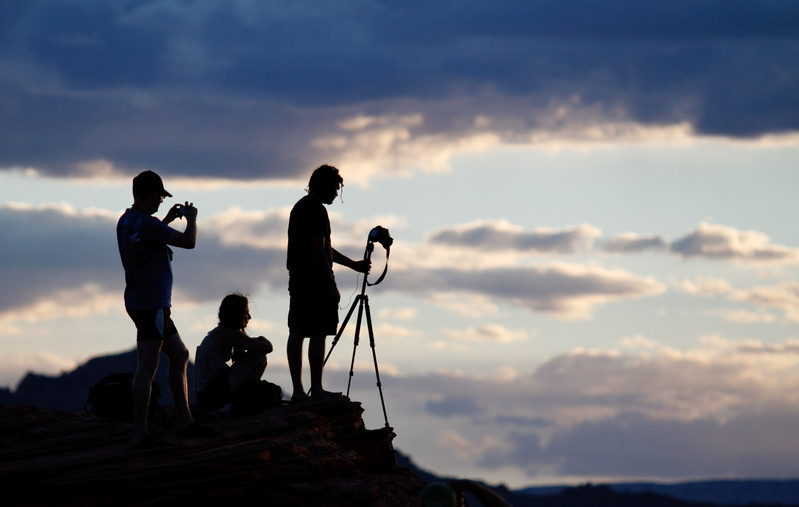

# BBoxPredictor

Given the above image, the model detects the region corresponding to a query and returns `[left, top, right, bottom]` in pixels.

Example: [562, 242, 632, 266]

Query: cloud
[430, 221, 600, 254]
[729, 283, 799, 322]
[707, 309, 777, 324]
[377, 307, 418, 321]
[1, 203, 662, 323]
[391, 336, 799, 480]
[391, 264, 665, 320]
[603, 232, 668, 253]
[426, 397, 483, 418]
[678, 276, 734, 297]
[0, 203, 285, 318]
[606, 223, 799, 265]
[679, 276, 799, 322]
[442, 324, 529, 344]
[2, 2, 798, 180]
[0, 203, 121, 315]
[671, 222, 799, 264]
[482, 409, 799, 478]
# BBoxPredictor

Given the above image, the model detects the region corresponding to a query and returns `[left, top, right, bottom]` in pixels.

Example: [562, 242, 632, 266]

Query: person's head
[308, 164, 343, 204]
[132, 170, 172, 213]
[218, 292, 251, 330]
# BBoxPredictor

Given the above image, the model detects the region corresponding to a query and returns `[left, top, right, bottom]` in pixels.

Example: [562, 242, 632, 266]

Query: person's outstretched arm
[166, 202, 198, 249]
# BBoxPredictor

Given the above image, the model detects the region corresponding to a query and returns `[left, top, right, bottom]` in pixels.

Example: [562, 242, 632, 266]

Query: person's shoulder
[294, 194, 318, 208]
[118, 207, 136, 222]
[291, 194, 324, 219]
[211, 325, 241, 339]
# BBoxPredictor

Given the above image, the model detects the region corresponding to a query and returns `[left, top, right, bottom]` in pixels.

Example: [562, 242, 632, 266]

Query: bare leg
[287, 332, 308, 400]
[131, 340, 162, 444]
[161, 333, 194, 430]
[308, 335, 326, 394]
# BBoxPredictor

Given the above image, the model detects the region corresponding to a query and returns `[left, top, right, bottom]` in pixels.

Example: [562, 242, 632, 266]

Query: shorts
[288, 278, 339, 336]
[127, 308, 178, 342]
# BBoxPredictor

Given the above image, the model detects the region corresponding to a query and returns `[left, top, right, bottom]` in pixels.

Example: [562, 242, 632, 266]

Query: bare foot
[291, 392, 310, 402]
[311, 389, 344, 399]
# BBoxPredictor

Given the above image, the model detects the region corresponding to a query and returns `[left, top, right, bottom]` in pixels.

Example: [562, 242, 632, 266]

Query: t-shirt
[194, 326, 235, 392]
[286, 194, 332, 285]
[117, 207, 175, 311]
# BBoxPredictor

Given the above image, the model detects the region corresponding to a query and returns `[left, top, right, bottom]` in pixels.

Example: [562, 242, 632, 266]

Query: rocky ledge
[0, 398, 426, 506]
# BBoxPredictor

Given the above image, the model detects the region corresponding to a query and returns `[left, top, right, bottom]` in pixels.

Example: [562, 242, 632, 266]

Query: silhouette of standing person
[286, 164, 370, 401]
[117, 170, 216, 448]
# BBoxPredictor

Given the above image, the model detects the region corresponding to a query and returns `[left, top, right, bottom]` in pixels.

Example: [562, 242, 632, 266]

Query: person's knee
[255, 352, 267, 368]
[164, 338, 189, 364]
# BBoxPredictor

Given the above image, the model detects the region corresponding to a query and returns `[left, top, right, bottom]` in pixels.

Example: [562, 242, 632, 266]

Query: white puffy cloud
[670, 222, 799, 264]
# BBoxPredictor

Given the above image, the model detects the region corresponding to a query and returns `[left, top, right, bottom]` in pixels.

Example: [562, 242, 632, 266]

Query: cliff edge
[0, 398, 425, 506]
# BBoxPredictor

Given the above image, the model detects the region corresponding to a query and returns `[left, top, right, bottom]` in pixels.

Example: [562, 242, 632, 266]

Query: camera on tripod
[322, 224, 395, 429]
[368, 225, 393, 249]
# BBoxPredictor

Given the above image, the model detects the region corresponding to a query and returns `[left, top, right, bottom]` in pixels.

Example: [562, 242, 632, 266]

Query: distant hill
[2, 348, 195, 412]
[599, 480, 799, 506]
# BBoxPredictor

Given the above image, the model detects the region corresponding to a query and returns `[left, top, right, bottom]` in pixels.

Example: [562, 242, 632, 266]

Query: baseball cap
[133, 170, 172, 198]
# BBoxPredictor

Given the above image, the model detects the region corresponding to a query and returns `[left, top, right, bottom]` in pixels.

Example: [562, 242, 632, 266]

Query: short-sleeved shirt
[195, 326, 236, 393]
[117, 207, 175, 311]
[286, 194, 338, 335]
[287, 194, 333, 288]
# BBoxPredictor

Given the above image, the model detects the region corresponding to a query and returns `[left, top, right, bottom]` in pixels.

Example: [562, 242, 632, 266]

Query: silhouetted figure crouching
[195, 293, 278, 416]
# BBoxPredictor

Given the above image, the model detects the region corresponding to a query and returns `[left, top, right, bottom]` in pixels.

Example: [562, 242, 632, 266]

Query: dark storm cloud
[0, 205, 119, 312]
[1, 1, 798, 179]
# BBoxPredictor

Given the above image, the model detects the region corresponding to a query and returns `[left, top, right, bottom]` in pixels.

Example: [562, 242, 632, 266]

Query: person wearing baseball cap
[117, 170, 216, 448]
[132, 170, 173, 198]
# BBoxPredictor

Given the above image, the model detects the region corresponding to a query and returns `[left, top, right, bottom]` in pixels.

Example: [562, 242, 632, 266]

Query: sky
[2, 0, 799, 488]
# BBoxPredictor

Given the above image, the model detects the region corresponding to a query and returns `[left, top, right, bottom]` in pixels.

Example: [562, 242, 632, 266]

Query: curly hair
[308, 164, 343, 192]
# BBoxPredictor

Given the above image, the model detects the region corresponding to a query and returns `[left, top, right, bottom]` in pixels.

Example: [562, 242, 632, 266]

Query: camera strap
[367, 247, 390, 286]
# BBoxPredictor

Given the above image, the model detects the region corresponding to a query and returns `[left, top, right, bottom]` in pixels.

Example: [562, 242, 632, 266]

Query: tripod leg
[346, 296, 366, 397]
[323, 295, 361, 367]
[364, 299, 391, 428]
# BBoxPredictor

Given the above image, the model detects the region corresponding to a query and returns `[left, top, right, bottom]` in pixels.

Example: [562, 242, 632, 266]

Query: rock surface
[0, 398, 426, 506]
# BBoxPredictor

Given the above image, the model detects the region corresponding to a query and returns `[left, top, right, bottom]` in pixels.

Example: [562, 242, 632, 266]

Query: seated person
[195, 293, 274, 412]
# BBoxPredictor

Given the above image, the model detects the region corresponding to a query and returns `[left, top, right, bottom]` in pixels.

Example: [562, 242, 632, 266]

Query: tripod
[323, 240, 391, 428]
